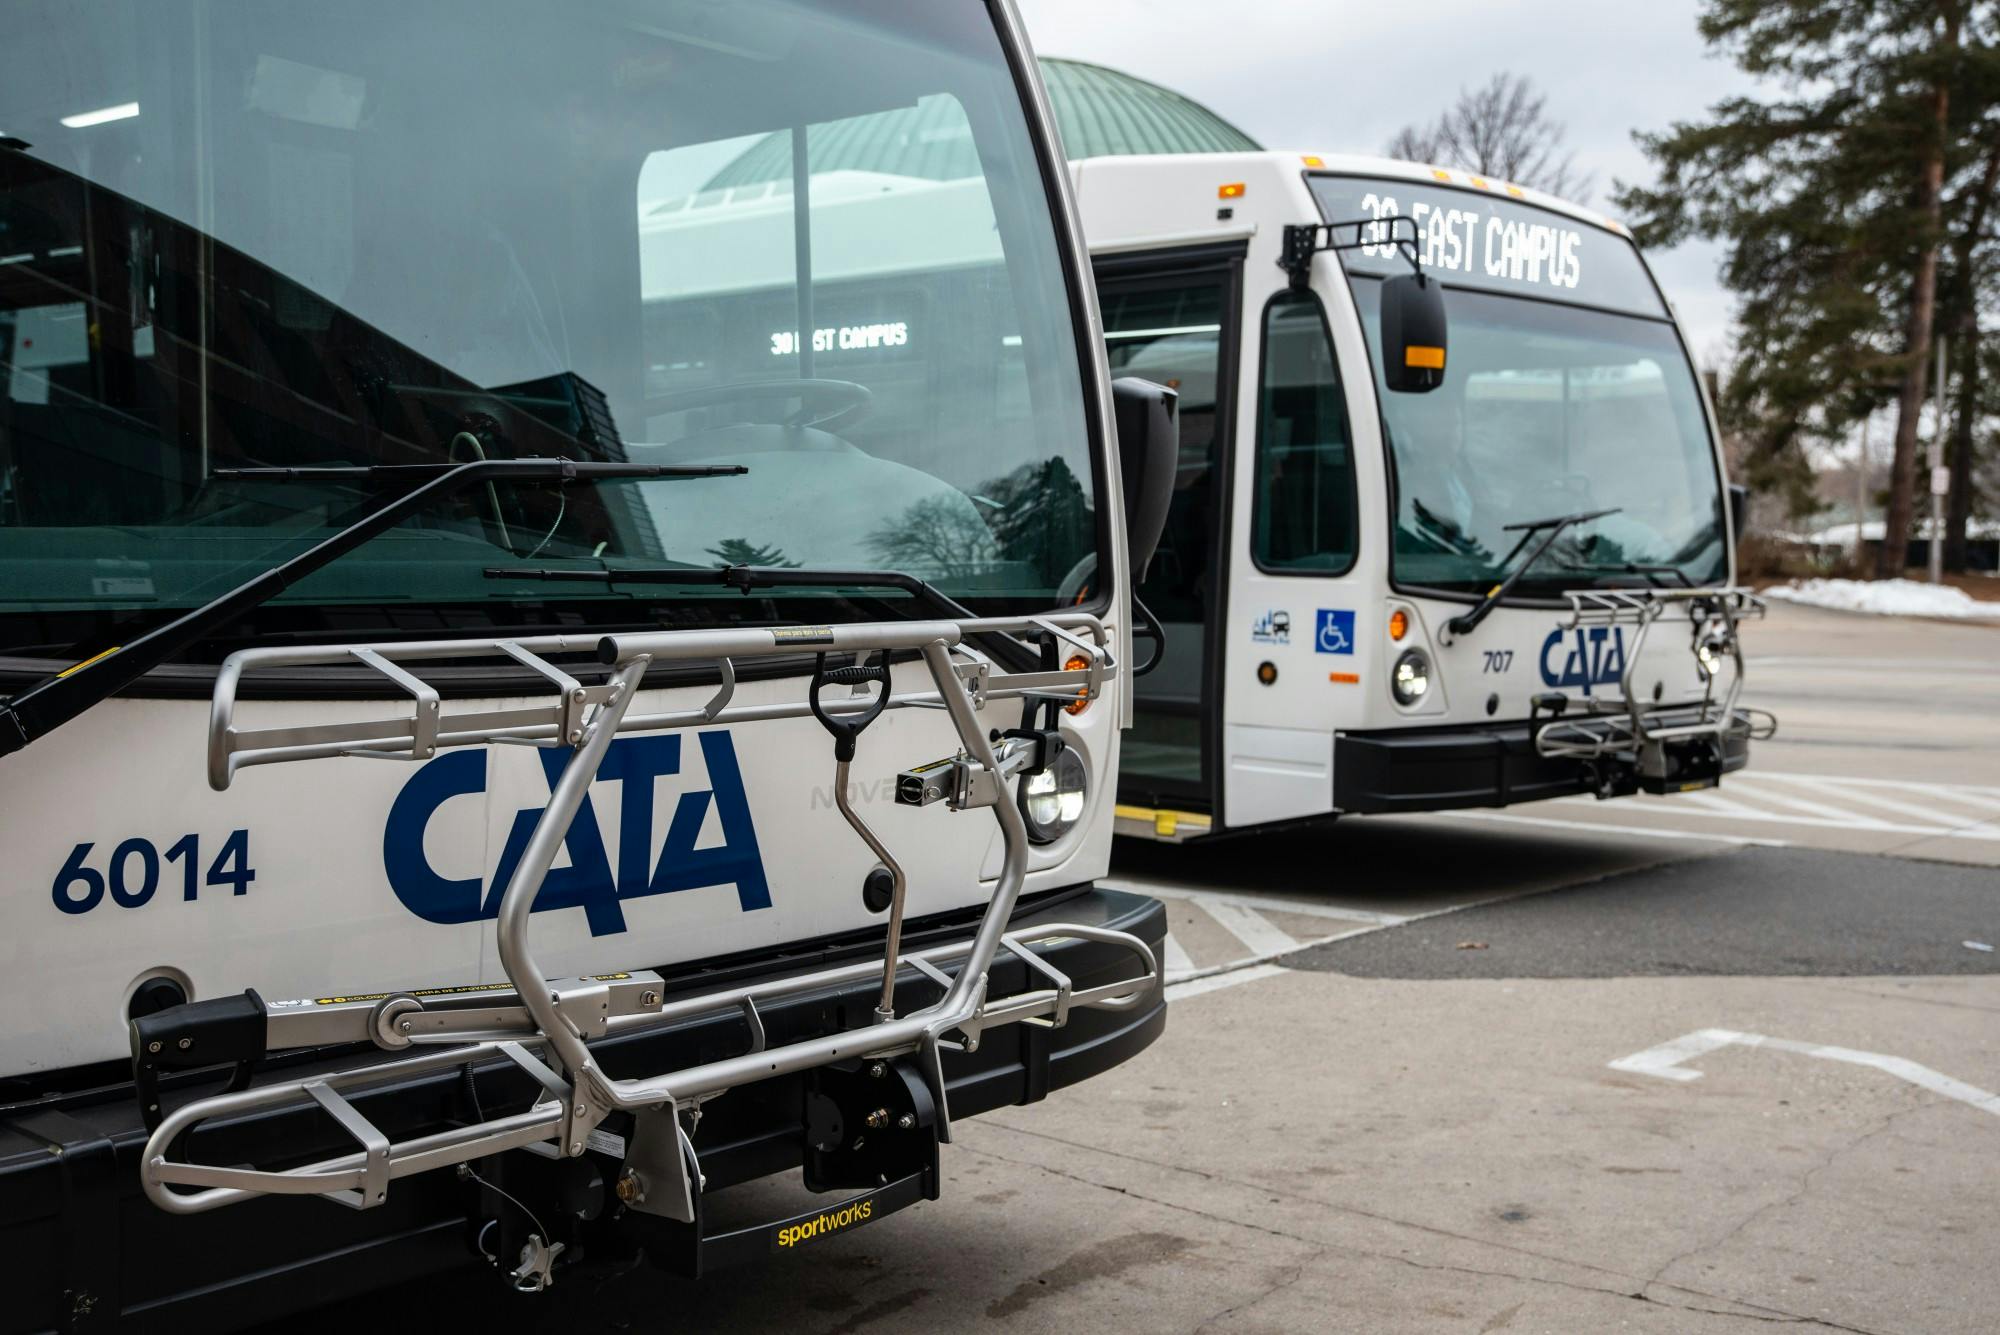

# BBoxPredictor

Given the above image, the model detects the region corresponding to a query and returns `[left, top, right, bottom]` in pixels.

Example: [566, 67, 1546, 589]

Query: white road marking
[1675, 789, 1777, 820]
[1610, 1028, 2000, 1117]
[1754, 770, 2000, 806]
[1439, 809, 1790, 846]
[1161, 933, 1195, 976]
[1723, 782, 1897, 827]
[1108, 878, 1409, 925]
[1200, 900, 1302, 957]
[1780, 778, 1985, 827]
[1164, 962, 1288, 1002]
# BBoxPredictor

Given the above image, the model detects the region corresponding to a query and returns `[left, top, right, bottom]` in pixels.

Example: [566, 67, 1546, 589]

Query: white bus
[0, 2, 1175, 1322]
[1069, 152, 1774, 841]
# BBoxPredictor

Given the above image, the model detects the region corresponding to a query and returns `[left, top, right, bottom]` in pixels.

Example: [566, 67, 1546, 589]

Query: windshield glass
[0, 0, 1095, 660]
[1348, 284, 1725, 594]
[1309, 176, 1724, 595]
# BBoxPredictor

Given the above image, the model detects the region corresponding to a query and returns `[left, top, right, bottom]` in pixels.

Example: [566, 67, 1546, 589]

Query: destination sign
[1307, 176, 1668, 318]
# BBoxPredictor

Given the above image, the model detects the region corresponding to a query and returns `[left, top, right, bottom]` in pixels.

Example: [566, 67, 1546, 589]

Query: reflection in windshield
[1351, 282, 1725, 593]
[0, 1, 1094, 659]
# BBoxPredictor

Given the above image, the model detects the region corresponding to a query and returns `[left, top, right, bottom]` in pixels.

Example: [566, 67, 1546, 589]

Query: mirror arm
[1279, 217, 1425, 289]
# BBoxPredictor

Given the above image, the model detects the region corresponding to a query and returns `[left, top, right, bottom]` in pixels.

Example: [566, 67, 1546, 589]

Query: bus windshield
[0, 1, 1095, 662]
[1312, 176, 1726, 596]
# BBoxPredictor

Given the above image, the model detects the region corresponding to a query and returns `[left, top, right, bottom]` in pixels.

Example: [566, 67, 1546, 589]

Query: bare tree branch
[1384, 72, 1594, 201]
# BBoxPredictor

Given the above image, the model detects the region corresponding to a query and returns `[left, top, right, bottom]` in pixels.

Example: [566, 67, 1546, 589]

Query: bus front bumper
[1334, 710, 1757, 815]
[0, 886, 1165, 1333]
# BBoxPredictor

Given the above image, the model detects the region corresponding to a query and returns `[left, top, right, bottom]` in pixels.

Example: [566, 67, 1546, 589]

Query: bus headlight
[1695, 630, 1731, 680]
[1391, 648, 1432, 706]
[1019, 748, 1088, 844]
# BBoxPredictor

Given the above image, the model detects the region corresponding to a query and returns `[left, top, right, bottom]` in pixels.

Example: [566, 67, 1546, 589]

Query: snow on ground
[1762, 578, 2000, 620]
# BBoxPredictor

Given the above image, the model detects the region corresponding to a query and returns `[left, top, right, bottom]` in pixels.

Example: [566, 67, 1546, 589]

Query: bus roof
[1070, 150, 1630, 256]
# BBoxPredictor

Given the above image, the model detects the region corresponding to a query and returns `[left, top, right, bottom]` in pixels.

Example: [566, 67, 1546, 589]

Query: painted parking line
[1610, 1028, 2000, 1118]
[1545, 770, 2000, 844]
[1437, 809, 1789, 847]
[1115, 877, 1530, 1004]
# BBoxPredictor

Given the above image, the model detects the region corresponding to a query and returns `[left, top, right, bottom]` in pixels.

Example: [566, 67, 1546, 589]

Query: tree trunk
[1943, 140, 1999, 573]
[1944, 322, 1978, 571]
[1878, 2, 1962, 578]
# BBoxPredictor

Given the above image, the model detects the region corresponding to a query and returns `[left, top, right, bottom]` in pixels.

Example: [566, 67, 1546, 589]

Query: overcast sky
[1015, 0, 1760, 367]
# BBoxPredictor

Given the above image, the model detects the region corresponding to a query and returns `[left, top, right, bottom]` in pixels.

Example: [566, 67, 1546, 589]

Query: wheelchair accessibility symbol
[1315, 609, 1355, 655]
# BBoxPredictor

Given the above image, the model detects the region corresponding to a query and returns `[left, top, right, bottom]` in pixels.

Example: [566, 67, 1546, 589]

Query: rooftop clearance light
[1217, 182, 1245, 199]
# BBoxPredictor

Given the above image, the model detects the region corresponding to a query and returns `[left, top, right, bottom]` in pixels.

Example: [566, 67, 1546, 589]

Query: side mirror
[1112, 377, 1177, 583]
[1728, 483, 1749, 539]
[1380, 272, 1448, 394]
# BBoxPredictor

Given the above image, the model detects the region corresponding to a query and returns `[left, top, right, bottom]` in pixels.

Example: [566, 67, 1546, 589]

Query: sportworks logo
[777, 1199, 873, 1248]
[383, 732, 769, 938]
[1539, 626, 1628, 696]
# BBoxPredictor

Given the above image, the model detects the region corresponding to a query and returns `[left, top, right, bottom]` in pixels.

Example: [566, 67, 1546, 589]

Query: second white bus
[1070, 152, 1774, 840]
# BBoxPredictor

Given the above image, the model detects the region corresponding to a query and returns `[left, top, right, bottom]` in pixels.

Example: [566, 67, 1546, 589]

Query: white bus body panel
[0, 660, 1122, 1075]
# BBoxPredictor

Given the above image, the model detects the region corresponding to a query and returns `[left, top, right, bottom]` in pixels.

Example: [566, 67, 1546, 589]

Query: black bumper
[0, 886, 1165, 1334]
[1334, 718, 1752, 815]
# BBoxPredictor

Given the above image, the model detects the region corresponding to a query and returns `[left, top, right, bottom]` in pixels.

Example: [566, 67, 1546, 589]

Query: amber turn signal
[1064, 653, 1092, 714]
[1388, 609, 1409, 642]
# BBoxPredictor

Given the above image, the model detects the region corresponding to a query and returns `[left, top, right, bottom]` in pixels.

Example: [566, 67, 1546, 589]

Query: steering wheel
[644, 378, 872, 433]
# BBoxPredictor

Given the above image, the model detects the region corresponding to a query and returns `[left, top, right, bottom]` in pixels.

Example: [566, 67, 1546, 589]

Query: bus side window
[1252, 291, 1357, 573]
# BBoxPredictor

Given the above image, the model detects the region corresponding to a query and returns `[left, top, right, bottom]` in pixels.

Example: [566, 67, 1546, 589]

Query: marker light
[1218, 182, 1245, 199]
[1430, 168, 1452, 182]
[1019, 748, 1088, 844]
[61, 102, 140, 129]
[1391, 648, 1432, 706]
[1388, 609, 1409, 642]
[1257, 661, 1278, 686]
[1301, 155, 1324, 168]
[1063, 653, 1092, 715]
[1404, 345, 1446, 370]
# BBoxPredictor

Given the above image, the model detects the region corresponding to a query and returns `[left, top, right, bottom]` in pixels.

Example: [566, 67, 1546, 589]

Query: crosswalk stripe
[1107, 879, 1409, 926]
[1721, 782, 1898, 827]
[1761, 777, 1987, 827]
[1674, 790, 1776, 820]
[1201, 900, 1302, 956]
[1752, 770, 2000, 804]
[1162, 933, 1194, 976]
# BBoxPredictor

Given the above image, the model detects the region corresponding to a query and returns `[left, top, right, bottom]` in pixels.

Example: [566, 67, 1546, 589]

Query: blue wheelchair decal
[1315, 609, 1355, 655]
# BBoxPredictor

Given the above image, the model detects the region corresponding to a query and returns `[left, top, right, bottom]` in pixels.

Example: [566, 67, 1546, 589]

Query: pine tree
[1615, 1, 1996, 572]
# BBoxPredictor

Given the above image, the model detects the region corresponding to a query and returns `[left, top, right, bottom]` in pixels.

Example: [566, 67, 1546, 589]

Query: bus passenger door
[1094, 246, 1242, 820]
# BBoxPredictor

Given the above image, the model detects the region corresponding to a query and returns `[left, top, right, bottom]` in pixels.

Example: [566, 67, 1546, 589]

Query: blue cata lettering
[1537, 626, 1628, 696]
[382, 731, 770, 937]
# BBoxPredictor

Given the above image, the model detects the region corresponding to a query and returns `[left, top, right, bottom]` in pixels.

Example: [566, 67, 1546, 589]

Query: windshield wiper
[1547, 560, 1695, 591]
[1444, 507, 1621, 639]
[488, 563, 980, 622]
[0, 457, 743, 758]
[486, 563, 1054, 673]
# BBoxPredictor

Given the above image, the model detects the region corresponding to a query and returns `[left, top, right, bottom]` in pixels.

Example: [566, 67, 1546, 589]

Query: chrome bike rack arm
[146, 611, 1154, 1215]
[1534, 587, 1777, 770]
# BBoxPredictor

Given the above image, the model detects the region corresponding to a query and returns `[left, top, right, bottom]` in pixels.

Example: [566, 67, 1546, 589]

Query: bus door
[1094, 244, 1243, 821]
[1217, 283, 1365, 827]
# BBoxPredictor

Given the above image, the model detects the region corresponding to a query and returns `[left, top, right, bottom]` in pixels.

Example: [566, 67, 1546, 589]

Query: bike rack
[1532, 587, 1777, 785]
[138, 611, 1157, 1236]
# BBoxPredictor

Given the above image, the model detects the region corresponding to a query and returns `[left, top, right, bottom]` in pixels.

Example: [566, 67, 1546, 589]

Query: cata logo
[383, 732, 769, 937]
[1538, 626, 1628, 696]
